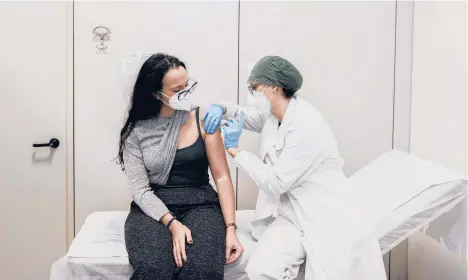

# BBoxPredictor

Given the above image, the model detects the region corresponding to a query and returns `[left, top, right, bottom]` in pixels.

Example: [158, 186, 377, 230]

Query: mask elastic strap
[158, 91, 171, 99]
[264, 86, 275, 103]
[155, 91, 171, 106]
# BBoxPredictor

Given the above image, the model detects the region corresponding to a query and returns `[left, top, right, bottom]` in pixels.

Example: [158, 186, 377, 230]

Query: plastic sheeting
[424, 196, 467, 260]
[377, 179, 467, 255]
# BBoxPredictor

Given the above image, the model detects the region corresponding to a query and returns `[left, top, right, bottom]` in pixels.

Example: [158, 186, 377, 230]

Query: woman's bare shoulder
[183, 108, 206, 135]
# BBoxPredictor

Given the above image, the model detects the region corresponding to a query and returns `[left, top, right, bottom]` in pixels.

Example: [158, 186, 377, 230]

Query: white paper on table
[67, 211, 129, 258]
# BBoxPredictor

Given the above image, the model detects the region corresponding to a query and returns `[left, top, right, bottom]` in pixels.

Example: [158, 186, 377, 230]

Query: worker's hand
[223, 111, 245, 149]
[168, 220, 193, 268]
[225, 228, 244, 265]
[201, 104, 224, 134]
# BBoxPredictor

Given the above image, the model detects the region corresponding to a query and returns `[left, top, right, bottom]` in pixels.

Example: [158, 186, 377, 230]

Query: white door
[74, 1, 239, 228]
[236, 1, 397, 209]
[0, 2, 69, 280]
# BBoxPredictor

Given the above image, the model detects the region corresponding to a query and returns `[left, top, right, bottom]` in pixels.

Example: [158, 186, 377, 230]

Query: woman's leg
[178, 206, 226, 280]
[125, 205, 174, 280]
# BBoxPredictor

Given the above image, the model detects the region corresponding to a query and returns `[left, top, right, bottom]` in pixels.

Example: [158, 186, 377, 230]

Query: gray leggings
[125, 185, 226, 280]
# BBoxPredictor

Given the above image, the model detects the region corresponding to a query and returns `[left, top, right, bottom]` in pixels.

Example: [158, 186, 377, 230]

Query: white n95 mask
[162, 92, 196, 111]
[247, 86, 273, 121]
[159, 79, 198, 111]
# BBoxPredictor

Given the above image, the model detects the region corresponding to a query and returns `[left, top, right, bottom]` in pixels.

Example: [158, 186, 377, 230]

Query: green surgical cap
[248, 56, 303, 92]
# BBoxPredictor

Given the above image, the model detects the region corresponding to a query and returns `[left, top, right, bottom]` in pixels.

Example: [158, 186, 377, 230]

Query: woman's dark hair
[116, 53, 186, 169]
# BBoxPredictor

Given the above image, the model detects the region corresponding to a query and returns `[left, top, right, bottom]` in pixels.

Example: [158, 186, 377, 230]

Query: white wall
[409, 1, 467, 279]
[411, 1, 467, 176]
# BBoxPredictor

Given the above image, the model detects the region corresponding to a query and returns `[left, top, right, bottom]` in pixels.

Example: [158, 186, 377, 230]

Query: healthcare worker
[202, 56, 387, 280]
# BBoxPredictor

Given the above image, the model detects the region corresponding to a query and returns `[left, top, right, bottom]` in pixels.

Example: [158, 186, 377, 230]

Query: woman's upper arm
[123, 131, 170, 220]
[122, 132, 150, 192]
[200, 109, 231, 179]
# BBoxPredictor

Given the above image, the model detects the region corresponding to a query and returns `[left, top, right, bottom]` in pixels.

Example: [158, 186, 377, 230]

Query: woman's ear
[272, 86, 280, 95]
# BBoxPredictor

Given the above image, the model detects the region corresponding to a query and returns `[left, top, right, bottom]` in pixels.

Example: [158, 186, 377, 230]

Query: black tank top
[165, 108, 210, 186]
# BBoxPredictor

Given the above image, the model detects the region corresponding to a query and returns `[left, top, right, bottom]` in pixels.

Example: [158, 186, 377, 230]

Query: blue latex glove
[201, 104, 224, 134]
[223, 111, 245, 149]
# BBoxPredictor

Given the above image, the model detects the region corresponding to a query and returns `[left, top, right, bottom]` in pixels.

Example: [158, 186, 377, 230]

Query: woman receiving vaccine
[117, 53, 243, 280]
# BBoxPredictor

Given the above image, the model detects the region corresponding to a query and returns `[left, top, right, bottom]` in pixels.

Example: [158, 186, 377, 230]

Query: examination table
[50, 150, 467, 280]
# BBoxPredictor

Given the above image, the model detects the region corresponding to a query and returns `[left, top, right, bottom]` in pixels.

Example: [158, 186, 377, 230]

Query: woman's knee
[180, 259, 224, 279]
[127, 239, 174, 279]
[130, 258, 173, 279]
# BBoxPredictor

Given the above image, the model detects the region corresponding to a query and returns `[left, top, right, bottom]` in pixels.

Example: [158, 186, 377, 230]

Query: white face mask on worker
[247, 86, 274, 120]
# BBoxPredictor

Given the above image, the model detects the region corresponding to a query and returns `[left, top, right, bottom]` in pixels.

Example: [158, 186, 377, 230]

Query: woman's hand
[225, 227, 244, 265]
[168, 220, 193, 268]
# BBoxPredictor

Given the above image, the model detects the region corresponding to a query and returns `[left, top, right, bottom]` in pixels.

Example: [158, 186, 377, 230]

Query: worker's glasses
[248, 84, 266, 96]
[175, 78, 198, 100]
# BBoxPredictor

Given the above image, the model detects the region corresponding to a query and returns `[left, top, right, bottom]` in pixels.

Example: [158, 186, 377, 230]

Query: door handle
[33, 138, 60, 148]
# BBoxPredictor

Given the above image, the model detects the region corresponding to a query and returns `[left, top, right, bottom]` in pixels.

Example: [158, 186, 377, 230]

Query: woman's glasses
[175, 78, 198, 100]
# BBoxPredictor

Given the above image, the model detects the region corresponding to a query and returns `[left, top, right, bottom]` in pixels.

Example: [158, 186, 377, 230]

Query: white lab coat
[223, 97, 386, 280]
